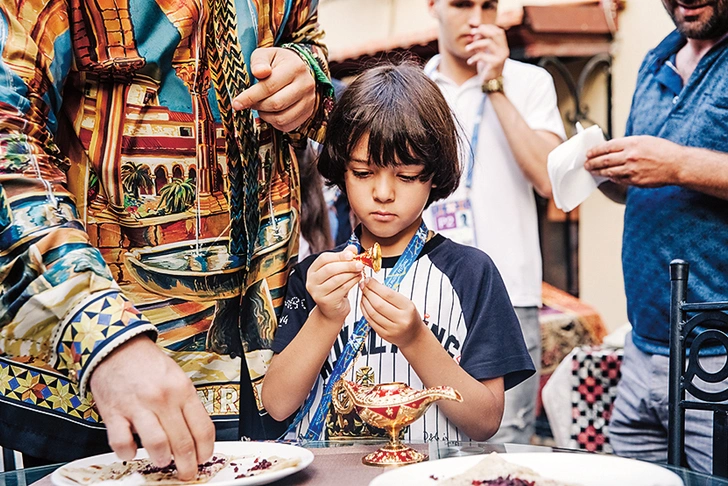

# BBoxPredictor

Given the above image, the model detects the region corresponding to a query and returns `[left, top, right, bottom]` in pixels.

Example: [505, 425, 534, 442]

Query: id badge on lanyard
[429, 94, 487, 247]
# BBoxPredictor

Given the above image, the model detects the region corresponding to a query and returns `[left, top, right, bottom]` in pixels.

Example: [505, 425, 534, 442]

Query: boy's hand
[359, 277, 426, 349]
[306, 245, 363, 323]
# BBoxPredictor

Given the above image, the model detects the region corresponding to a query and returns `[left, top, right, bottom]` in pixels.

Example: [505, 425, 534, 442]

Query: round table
[2, 441, 727, 486]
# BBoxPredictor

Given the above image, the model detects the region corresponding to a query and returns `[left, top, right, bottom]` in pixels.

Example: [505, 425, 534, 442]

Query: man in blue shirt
[584, 0, 728, 473]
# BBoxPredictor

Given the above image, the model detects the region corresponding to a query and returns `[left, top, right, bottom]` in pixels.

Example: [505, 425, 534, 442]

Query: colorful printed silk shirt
[0, 0, 333, 460]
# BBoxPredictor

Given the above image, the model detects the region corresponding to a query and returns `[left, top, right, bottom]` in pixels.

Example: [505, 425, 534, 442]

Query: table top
[1, 441, 726, 486]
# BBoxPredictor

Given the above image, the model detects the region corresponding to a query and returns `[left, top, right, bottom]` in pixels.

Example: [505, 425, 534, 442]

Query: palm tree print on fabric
[157, 178, 196, 214]
[121, 162, 153, 199]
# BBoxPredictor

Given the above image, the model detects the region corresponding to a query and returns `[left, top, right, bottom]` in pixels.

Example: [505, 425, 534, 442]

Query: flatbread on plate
[57, 454, 231, 485]
[436, 453, 581, 486]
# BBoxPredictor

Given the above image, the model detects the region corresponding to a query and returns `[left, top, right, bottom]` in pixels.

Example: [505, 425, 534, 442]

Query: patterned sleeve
[0, 4, 157, 395]
[279, 4, 335, 143]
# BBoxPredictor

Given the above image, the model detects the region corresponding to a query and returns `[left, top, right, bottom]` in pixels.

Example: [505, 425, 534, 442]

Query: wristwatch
[482, 76, 504, 94]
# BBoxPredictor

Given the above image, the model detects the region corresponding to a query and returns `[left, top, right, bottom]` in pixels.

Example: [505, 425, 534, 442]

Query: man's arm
[0, 7, 212, 479]
[466, 24, 564, 199]
[488, 92, 563, 198]
[585, 136, 728, 201]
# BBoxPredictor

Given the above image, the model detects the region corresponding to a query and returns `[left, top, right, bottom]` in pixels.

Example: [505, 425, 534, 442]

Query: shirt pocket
[690, 98, 728, 149]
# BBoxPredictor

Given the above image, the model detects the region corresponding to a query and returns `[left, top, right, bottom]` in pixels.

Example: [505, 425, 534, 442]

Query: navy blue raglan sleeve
[271, 256, 317, 354]
[432, 241, 536, 390]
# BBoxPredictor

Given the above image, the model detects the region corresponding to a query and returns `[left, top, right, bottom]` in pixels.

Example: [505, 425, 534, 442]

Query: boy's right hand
[306, 245, 364, 322]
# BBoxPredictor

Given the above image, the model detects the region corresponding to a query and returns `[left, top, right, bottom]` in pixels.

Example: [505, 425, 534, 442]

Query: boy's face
[344, 134, 433, 254]
[428, 0, 498, 62]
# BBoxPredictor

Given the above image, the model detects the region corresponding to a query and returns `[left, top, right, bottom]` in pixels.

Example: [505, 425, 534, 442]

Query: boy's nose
[373, 177, 395, 202]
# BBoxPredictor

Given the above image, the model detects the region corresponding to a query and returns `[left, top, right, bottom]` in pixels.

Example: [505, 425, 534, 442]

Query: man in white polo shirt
[424, 0, 566, 443]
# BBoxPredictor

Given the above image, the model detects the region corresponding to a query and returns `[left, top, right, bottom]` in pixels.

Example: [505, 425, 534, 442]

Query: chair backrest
[668, 259, 728, 478]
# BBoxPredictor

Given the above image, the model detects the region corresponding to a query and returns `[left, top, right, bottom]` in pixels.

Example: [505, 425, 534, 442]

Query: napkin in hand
[547, 123, 608, 212]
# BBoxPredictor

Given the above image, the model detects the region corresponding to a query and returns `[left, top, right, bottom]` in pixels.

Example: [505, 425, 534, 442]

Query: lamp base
[362, 443, 428, 467]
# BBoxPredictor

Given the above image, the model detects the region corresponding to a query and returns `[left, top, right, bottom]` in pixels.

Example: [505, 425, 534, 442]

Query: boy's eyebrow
[348, 156, 370, 164]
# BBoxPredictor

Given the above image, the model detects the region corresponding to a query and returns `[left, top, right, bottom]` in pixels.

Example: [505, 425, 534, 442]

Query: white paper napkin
[547, 123, 608, 212]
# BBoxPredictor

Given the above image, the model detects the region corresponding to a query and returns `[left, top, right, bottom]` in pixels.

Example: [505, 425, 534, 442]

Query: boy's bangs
[351, 99, 432, 173]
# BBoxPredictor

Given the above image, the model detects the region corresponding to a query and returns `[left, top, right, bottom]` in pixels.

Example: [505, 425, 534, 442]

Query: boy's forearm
[399, 327, 504, 441]
[262, 307, 343, 421]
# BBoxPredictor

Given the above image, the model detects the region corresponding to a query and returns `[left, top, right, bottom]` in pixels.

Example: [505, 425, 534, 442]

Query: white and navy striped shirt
[272, 234, 534, 442]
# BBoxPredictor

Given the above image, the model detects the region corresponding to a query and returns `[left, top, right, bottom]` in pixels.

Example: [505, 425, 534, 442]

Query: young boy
[261, 64, 535, 443]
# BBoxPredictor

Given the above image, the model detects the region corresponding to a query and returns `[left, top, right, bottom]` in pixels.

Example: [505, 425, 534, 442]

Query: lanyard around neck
[466, 94, 488, 190]
[282, 221, 429, 441]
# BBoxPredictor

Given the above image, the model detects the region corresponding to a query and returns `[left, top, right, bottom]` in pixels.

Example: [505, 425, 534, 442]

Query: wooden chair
[668, 259, 728, 478]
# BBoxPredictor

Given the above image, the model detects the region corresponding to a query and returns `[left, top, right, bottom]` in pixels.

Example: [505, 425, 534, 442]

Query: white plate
[369, 452, 684, 486]
[51, 441, 313, 486]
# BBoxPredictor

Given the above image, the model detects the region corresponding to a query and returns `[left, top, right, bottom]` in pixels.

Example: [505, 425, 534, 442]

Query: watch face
[482, 76, 504, 93]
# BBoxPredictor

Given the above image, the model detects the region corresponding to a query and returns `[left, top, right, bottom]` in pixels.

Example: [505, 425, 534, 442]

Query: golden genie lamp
[332, 380, 462, 466]
[353, 242, 382, 272]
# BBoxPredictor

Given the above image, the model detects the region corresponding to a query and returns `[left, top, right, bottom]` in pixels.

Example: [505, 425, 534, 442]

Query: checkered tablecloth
[542, 345, 624, 452]
[570, 346, 623, 452]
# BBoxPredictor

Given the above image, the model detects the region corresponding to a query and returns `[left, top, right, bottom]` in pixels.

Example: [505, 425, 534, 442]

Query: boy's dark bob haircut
[318, 63, 461, 208]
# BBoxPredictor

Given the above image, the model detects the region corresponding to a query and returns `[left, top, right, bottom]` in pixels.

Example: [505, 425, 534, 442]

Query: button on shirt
[423, 57, 566, 307]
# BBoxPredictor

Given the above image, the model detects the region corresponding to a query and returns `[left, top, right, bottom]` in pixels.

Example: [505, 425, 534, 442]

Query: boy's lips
[371, 211, 396, 221]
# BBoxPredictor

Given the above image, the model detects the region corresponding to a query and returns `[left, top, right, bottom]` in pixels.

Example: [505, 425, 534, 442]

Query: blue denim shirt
[623, 30, 728, 356]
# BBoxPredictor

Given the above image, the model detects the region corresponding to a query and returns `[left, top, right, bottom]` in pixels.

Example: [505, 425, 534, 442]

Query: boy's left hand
[359, 278, 426, 349]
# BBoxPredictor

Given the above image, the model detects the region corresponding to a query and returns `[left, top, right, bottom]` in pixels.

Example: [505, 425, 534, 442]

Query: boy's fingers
[317, 271, 362, 296]
[309, 246, 356, 272]
[361, 278, 407, 309]
[360, 296, 397, 329]
[342, 245, 358, 259]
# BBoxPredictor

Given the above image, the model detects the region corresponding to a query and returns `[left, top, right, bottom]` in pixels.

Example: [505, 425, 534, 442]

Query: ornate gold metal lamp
[332, 380, 462, 466]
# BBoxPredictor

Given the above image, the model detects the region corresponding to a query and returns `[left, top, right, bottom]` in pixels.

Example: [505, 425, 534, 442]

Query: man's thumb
[250, 48, 275, 79]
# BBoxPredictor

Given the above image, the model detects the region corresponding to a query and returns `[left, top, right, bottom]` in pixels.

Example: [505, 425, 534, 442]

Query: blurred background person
[424, 0, 566, 444]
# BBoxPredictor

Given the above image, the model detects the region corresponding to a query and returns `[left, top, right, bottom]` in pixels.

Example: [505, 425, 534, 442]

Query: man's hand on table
[89, 335, 215, 481]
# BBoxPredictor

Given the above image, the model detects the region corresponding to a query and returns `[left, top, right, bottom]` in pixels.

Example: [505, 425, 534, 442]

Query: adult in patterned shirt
[0, 0, 333, 478]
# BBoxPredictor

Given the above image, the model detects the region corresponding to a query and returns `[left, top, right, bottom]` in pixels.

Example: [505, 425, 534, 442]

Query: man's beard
[665, 0, 728, 39]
